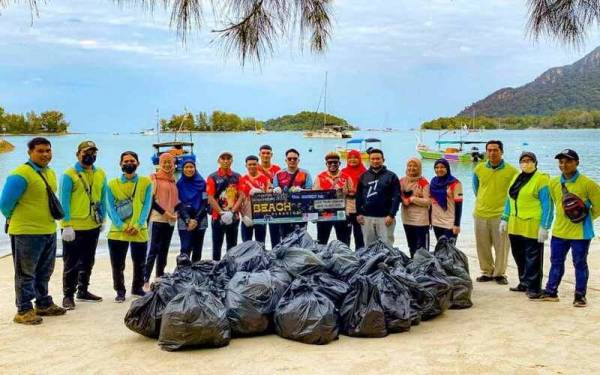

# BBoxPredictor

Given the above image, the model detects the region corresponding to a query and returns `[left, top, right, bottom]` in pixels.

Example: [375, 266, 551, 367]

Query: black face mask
[82, 154, 96, 166]
[121, 164, 137, 174]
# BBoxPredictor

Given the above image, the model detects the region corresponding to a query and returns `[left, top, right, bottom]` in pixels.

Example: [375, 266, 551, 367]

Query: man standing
[60, 141, 107, 310]
[0, 137, 67, 324]
[240, 155, 272, 243]
[273, 148, 313, 239]
[473, 140, 518, 285]
[207, 152, 243, 260]
[313, 152, 351, 245]
[536, 149, 600, 307]
[356, 149, 400, 247]
[257, 144, 282, 248]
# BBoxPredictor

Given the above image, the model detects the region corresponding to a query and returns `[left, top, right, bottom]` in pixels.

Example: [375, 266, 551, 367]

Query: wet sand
[1, 242, 600, 374]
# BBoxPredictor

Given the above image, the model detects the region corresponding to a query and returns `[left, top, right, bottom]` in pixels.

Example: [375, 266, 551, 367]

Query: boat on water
[151, 141, 196, 172]
[304, 72, 353, 139]
[416, 140, 486, 163]
[336, 138, 382, 162]
[141, 128, 156, 136]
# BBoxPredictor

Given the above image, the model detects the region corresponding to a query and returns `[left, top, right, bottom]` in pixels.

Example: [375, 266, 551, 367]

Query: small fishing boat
[336, 138, 382, 162]
[416, 140, 486, 163]
[151, 141, 196, 172]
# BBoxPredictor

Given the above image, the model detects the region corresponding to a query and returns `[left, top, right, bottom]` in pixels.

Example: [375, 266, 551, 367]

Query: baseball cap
[77, 140, 98, 153]
[219, 151, 233, 159]
[554, 149, 579, 161]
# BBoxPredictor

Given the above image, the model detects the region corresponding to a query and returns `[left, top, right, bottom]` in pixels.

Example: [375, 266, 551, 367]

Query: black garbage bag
[176, 253, 192, 268]
[191, 260, 218, 275]
[304, 273, 350, 307]
[319, 241, 360, 281]
[275, 228, 317, 251]
[368, 265, 414, 333]
[446, 275, 473, 309]
[124, 279, 179, 338]
[158, 286, 231, 351]
[389, 268, 434, 326]
[339, 275, 387, 338]
[356, 240, 411, 266]
[433, 237, 471, 281]
[268, 265, 294, 308]
[274, 278, 339, 345]
[272, 246, 326, 277]
[218, 241, 271, 277]
[407, 249, 452, 320]
[225, 271, 282, 336]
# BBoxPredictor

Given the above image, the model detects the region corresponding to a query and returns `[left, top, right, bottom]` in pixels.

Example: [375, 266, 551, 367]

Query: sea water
[1, 129, 599, 256]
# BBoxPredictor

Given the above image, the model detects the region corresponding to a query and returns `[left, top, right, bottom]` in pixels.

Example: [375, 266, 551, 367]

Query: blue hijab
[176, 161, 206, 211]
[430, 159, 457, 210]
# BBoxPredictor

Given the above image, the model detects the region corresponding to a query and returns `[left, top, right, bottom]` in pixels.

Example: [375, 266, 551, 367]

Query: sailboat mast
[323, 72, 327, 129]
[156, 108, 160, 143]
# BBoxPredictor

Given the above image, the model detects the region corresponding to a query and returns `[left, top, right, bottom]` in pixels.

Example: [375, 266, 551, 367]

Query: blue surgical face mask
[82, 154, 96, 166]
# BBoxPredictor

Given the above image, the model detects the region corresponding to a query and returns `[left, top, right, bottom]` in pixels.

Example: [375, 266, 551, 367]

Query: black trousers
[347, 213, 365, 250]
[433, 226, 457, 241]
[403, 224, 430, 257]
[268, 223, 281, 250]
[211, 219, 239, 261]
[108, 239, 147, 295]
[509, 234, 544, 293]
[145, 222, 175, 282]
[279, 223, 307, 241]
[241, 223, 267, 243]
[316, 221, 350, 245]
[62, 227, 100, 297]
[179, 228, 206, 263]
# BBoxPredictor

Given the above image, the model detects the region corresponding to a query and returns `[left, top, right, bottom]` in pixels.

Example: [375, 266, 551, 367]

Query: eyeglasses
[287, 157, 298, 161]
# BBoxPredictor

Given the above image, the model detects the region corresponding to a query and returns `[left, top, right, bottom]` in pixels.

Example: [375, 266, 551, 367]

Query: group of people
[1, 137, 599, 326]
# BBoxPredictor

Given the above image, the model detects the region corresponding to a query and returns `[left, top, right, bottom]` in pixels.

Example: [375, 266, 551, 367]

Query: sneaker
[13, 309, 43, 325]
[509, 285, 526, 292]
[62, 296, 76, 310]
[573, 294, 587, 308]
[76, 290, 103, 302]
[114, 293, 126, 303]
[495, 276, 508, 285]
[527, 291, 542, 299]
[131, 289, 146, 297]
[35, 303, 67, 316]
[533, 291, 559, 302]
[476, 275, 494, 282]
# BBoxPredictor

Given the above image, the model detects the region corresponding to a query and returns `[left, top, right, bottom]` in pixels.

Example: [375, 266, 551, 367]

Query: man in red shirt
[239, 155, 272, 243]
[313, 152, 352, 245]
[257, 144, 281, 248]
[206, 152, 243, 260]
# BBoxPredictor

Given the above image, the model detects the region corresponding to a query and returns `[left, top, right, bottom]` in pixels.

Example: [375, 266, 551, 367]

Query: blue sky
[1, 0, 600, 132]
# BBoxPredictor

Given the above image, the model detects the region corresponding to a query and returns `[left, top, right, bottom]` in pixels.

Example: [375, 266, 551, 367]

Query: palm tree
[527, 0, 600, 45]
[0, 0, 332, 64]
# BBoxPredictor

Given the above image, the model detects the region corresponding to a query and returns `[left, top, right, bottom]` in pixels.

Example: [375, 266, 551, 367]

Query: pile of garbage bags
[124, 230, 472, 351]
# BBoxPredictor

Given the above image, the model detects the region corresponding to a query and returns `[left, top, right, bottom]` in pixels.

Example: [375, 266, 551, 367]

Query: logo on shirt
[367, 180, 378, 198]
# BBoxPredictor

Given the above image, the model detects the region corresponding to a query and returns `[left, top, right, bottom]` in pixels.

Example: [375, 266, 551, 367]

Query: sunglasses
[287, 157, 298, 161]
[326, 160, 339, 165]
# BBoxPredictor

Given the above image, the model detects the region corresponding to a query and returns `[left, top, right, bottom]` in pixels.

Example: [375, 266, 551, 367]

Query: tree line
[160, 110, 355, 132]
[0, 106, 69, 134]
[421, 109, 600, 130]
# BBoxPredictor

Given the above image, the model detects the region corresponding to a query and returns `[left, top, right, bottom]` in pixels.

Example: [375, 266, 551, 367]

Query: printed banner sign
[251, 189, 346, 224]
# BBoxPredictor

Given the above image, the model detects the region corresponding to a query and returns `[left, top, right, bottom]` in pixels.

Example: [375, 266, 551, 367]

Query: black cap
[554, 149, 579, 161]
[519, 151, 537, 163]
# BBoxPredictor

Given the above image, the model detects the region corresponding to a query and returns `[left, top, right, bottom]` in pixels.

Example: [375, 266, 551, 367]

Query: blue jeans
[240, 222, 266, 243]
[179, 228, 206, 263]
[545, 236, 591, 296]
[11, 234, 57, 312]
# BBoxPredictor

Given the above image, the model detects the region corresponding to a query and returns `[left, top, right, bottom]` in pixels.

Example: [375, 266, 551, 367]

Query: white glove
[289, 186, 302, 193]
[249, 187, 262, 196]
[220, 211, 234, 225]
[498, 220, 508, 234]
[272, 187, 282, 194]
[242, 215, 254, 227]
[537, 228, 549, 243]
[62, 227, 76, 242]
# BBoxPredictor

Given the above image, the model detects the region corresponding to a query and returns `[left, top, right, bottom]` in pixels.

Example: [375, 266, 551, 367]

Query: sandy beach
[1, 242, 600, 375]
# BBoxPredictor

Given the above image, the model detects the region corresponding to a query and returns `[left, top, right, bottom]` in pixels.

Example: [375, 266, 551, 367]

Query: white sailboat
[304, 72, 353, 139]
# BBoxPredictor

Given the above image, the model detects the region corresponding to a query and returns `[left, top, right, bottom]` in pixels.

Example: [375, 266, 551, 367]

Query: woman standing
[176, 160, 208, 263]
[341, 150, 366, 249]
[430, 159, 463, 240]
[144, 153, 178, 290]
[106, 151, 153, 302]
[400, 158, 431, 257]
[500, 151, 552, 297]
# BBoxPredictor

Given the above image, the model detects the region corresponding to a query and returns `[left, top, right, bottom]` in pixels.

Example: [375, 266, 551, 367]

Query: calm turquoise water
[1, 129, 599, 254]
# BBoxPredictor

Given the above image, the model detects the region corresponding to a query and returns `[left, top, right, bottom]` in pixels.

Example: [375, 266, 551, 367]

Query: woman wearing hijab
[176, 160, 208, 263]
[342, 150, 367, 249]
[500, 151, 552, 298]
[430, 159, 463, 240]
[144, 153, 179, 290]
[400, 157, 431, 256]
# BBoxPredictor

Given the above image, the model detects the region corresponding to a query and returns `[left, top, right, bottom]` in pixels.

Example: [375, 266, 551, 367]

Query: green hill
[458, 46, 600, 117]
[264, 111, 356, 131]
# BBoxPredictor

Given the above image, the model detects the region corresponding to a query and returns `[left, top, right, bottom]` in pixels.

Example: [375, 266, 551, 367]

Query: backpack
[561, 183, 589, 224]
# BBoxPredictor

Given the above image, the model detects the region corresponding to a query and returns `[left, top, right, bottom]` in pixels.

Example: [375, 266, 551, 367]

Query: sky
[1, 0, 600, 132]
